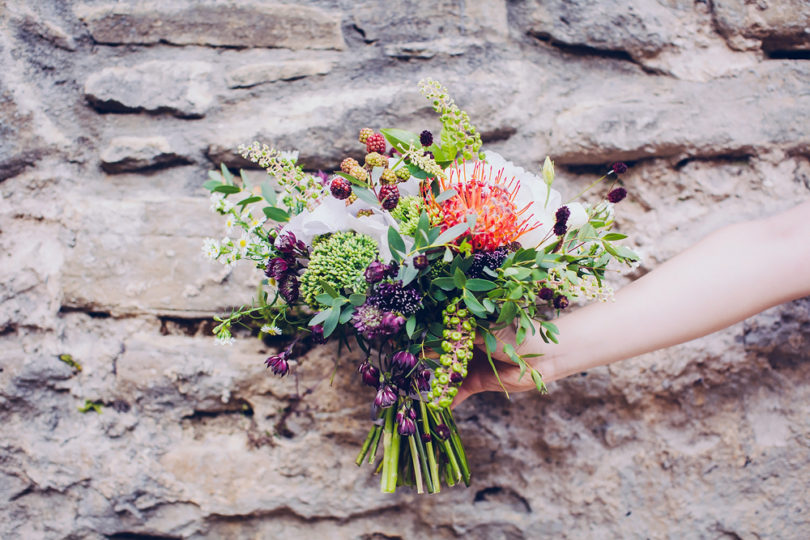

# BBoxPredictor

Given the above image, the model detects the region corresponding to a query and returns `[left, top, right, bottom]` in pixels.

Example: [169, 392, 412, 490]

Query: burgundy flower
[265, 257, 289, 280]
[539, 287, 554, 301]
[611, 162, 628, 174]
[381, 312, 405, 335]
[413, 254, 429, 270]
[275, 232, 297, 254]
[278, 275, 300, 303]
[265, 351, 290, 377]
[364, 260, 387, 284]
[555, 206, 571, 226]
[420, 130, 433, 147]
[553, 222, 568, 237]
[358, 361, 380, 387]
[310, 324, 327, 344]
[398, 416, 416, 436]
[416, 368, 431, 392]
[449, 371, 463, 384]
[392, 350, 417, 371]
[435, 423, 451, 440]
[374, 384, 397, 408]
[553, 294, 570, 310]
[607, 187, 627, 203]
[367, 281, 423, 316]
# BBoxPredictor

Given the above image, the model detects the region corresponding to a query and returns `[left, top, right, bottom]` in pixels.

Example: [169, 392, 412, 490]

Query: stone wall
[2, 1, 809, 538]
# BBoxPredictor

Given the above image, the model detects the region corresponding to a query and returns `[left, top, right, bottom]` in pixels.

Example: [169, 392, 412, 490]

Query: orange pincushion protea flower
[423, 161, 538, 252]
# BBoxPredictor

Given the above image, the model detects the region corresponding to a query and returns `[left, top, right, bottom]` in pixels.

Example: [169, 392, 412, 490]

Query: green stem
[408, 435, 424, 494]
[386, 426, 401, 492]
[368, 423, 383, 464]
[442, 409, 470, 485]
[381, 407, 394, 492]
[412, 422, 435, 494]
[566, 173, 610, 204]
[419, 400, 440, 491]
[356, 425, 378, 466]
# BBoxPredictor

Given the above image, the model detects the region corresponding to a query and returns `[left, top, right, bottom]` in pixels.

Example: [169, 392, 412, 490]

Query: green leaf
[213, 185, 241, 194]
[387, 226, 406, 256]
[435, 189, 458, 203]
[203, 179, 222, 191]
[453, 267, 467, 289]
[333, 171, 365, 187]
[442, 247, 453, 263]
[496, 301, 517, 324]
[315, 293, 334, 305]
[240, 169, 252, 190]
[263, 207, 290, 222]
[339, 306, 355, 324]
[462, 289, 486, 317]
[221, 163, 234, 185]
[503, 267, 532, 280]
[401, 263, 419, 286]
[380, 128, 421, 153]
[320, 279, 339, 298]
[208, 170, 224, 183]
[237, 195, 263, 207]
[309, 309, 331, 326]
[482, 297, 495, 313]
[323, 307, 341, 337]
[435, 222, 470, 246]
[602, 232, 627, 241]
[484, 332, 497, 354]
[353, 186, 379, 206]
[531, 368, 548, 394]
[349, 293, 366, 306]
[432, 277, 456, 291]
[516, 325, 526, 345]
[406, 315, 417, 338]
[261, 182, 277, 205]
[406, 163, 429, 179]
[465, 278, 496, 292]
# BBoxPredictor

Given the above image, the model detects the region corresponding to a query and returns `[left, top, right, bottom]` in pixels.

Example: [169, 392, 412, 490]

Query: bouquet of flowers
[202, 79, 637, 493]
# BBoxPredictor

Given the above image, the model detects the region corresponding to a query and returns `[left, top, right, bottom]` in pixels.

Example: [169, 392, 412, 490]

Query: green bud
[450, 316, 460, 326]
[456, 309, 468, 318]
[441, 341, 453, 353]
[445, 304, 456, 314]
[440, 354, 452, 367]
[438, 373, 449, 384]
[543, 156, 555, 186]
[451, 331, 462, 341]
[462, 320, 472, 332]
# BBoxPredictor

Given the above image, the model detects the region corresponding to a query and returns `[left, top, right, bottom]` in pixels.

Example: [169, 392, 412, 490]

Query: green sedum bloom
[300, 231, 378, 306]
[389, 196, 436, 236]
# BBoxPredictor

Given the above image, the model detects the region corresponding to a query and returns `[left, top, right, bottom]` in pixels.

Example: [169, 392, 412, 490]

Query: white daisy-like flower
[235, 231, 252, 256]
[260, 324, 282, 336]
[245, 212, 267, 231]
[215, 334, 235, 346]
[201, 237, 219, 260]
[224, 214, 237, 233]
[210, 192, 226, 211]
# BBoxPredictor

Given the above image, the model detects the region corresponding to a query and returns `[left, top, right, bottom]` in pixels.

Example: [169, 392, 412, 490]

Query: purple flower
[421, 432, 432, 443]
[553, 294, 570, 310]
[555, 205, 570, 227]
[398, 416, 416, 436]
[392, 350, 417, 371]
[367, 281, 423, 316]
[385, 261, 399, 278]
[352, 303, 385, 339]
[420, 130, 433, 147]
[553, 222, 568, 237]
[607, 187, 627, 203]
[265, 351, 290, 377]
[364, 260, 387, 284]
[358, 361, 380, 387]
[381, 312, 405, 335]
[374, 385, 397, 408]
[611, 162, 628, 174]
[310, 324, 327, 344]
[467, 247, 508, 279]
[275, 231, 297, 254]
[278, 275, 300, 303]
[435, 423, 451, 440]
[449, 371, 463, 384]
[265, 257, 289, 280]
[413, 254, 429, 270]
[416, 369, 431, 392]
[539, 287, 554, 301]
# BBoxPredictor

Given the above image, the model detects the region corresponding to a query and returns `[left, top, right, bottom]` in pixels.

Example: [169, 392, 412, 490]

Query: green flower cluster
[419, 78, 484, 161]
[390, 196, 438, 236]
[300, 231, 378, 306]
[428, 301, 475, 410]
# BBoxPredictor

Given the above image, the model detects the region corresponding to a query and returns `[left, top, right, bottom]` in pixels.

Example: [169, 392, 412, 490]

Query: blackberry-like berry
[379, 168, 397, 185]
[608, 187, 627, 203]
[420, 130, 433, 146]
[366, 133, 386, 154]
[553, 222, 568, 237]
[378, 184, 400, 210]
[394, 167, 410, 181]
[358, 127, 373, 144]
[365, 152, 387, 169]
[349, 165, 369, 183]
[340, 157, 359, 174]
[330, 177, 352, 200]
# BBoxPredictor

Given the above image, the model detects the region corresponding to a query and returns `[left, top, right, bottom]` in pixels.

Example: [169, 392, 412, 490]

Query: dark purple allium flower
[467, 247, 508, 279]
[386, 261, 399, 278]
[413, 254, 429, 270]
[539, 287, 554, 301]
[310, 324, 327, 344]
[435, 423, 451, 440]
[416, 368, 431, 392]
[275, 231, 297, 254]
[381, 312, 406, 335]
[449, 371, 463, 384]
[278, 275, 300, 303]
[553, 294, 570, 310]
[420, 130, 433, 147]
[553, 222, 568, 237]
[368, 281, 423, 316]
[398, 416, 416, 436]
[265, 257, 289, 280]
[607, 187, 627, 203]
[364, 260, 387, 284]
[421, 432, 432, 443]
[374, 384, 397, 408]
[392, 350, 417, 371]
[611, 161, 628, 174]
[358, 361, 380, 387]
[265, 351, 290, 377]
[351, 303, 385, 339]
[555, 205, 570, 227]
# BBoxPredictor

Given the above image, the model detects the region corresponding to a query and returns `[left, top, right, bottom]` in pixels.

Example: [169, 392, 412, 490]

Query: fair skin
[454, 200, 810, 407]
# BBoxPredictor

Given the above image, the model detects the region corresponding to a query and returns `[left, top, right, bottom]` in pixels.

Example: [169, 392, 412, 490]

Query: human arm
[454, 200, 810, 406]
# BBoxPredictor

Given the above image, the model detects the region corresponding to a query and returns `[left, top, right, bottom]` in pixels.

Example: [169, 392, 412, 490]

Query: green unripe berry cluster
[300, 232, 378, 307]
[389, 196, 438, 236]
[428, 301, 475, 410]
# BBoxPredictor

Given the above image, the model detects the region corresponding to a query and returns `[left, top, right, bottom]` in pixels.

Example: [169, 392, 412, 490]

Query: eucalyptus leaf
[465, 278, 496, 292]
[435, 189, 458, 203]
[387, 226, 406, 256]
[263, 207, 290, 222]
[435, 222, 470, 246]
[213, 185, 241, 194]
[203, 179, 222, 191]
[261, 182, 277, 205]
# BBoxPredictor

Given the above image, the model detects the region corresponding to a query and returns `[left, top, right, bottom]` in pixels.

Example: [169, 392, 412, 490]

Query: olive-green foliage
[300, 231, 378, 306]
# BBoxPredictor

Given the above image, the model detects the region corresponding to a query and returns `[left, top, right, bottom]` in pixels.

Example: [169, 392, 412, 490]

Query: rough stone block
[100, 136, 191, 173]
[226, 60, 334, 89]
[713, 0, 810, 51]
[84, 61, 215, 118]
[75, 2, 344, 50]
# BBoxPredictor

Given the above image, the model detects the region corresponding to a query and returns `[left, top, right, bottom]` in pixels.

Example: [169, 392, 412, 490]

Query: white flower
[235, 231, 255, 256]
[224, 214, 237, 233]
[483, 150, 588, 248]
[215, 333, 235, 346]
[202, 237, 219, 260]
[261, 324, 282, 336]
[245, 212, 267, 231]
[279, 150, 299, 163]
[210, 192, 225, 211]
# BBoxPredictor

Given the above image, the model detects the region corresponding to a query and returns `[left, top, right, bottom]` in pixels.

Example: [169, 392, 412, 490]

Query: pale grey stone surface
[1, 1, 809, 539]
